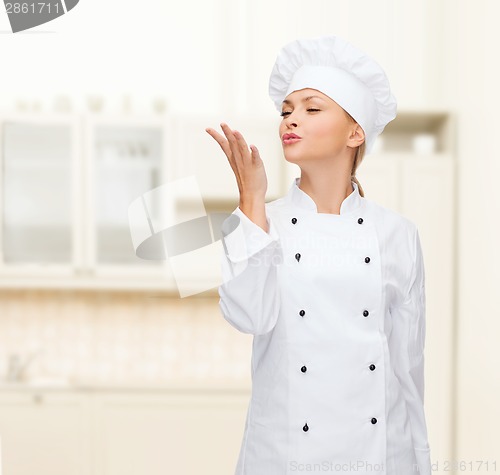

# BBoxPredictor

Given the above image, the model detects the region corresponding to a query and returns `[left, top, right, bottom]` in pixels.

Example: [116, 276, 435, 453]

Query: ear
[347, 124, 365, 148]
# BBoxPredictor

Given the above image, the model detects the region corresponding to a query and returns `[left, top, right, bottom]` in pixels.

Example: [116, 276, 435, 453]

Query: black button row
[300, 364, 375, 373]
[302, 417, 378, 431]
[299, 309, 370, 318]
[295, 253, 370, 264]
[291, 216, 369, 263]
[290, 217, 365, 225]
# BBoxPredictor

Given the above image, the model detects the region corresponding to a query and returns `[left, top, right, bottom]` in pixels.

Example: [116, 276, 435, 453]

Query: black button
[363, 310, 369, 317]
[358, 217, 364, 224]
[291, 217, 297, 224]
[365, 256, 371, 263]
[371, 418, 377, 424]
[369, 364, 376, 371]
[303, 423, 309, 432]
[299, 310, 305, 317]
[301, 366, 307, 373]
[295, 253, 301, 262]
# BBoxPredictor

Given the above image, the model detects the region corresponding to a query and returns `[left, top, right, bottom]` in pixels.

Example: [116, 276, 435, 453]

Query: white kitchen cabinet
[93, 390, 249, 475]
[0, 390, 91, 475]
[81, 114, 171, 281]
[90, 123, 164, 266]
[0, 387, 250, 475]
[0, 113, 174, 288]
[0, 114, 81, 275]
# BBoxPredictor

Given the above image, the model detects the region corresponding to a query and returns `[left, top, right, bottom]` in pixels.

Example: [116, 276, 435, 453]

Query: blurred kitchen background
[0, 0, 498, 474]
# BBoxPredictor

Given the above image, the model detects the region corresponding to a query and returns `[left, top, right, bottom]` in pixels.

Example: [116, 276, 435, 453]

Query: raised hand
[205, 123, 268, 203]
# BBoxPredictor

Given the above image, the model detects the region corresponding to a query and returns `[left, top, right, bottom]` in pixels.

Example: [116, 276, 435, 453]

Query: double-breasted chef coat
[218, 177, 432, 475]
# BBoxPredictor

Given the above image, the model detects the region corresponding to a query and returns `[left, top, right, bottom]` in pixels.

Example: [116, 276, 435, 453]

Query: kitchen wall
[0, 290, 251, 387]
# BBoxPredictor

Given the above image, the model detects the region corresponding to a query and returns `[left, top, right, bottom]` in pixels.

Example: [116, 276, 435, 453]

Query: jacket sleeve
[390, 226, 432, 474]
[218, 206, 283, 335]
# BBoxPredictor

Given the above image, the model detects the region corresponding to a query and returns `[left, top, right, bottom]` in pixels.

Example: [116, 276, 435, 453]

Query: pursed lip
[282, 133, 302, 141]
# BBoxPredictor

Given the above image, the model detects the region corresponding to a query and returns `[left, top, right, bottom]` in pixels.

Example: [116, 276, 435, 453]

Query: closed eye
[280, 109, 321, 117]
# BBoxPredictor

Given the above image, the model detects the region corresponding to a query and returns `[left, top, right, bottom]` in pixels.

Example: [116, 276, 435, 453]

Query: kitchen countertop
[0, 378, 252, 392]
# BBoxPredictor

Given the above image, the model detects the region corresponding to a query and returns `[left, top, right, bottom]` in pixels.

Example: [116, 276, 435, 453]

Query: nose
[283, 113, 298, 128]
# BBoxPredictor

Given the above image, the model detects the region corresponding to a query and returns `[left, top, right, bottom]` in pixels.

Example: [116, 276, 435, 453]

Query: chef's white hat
[268, 35, 397, 154]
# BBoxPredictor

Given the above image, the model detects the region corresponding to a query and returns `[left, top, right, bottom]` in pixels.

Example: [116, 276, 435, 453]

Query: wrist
[239, 193, 265, 207]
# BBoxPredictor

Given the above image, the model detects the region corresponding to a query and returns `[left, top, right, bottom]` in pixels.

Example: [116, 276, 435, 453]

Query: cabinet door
[93, 391, 250, 475]
[0, 116, 80, 273]
[83, 115, 169, 272]
[0, 391, 90, 475]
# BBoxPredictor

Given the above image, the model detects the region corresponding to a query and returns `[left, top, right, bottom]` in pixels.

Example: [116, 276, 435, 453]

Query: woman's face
[279, 88, 363, 164]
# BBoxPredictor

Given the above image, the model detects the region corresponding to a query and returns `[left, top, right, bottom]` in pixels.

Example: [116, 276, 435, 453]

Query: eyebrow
[282, 95, 326, 105]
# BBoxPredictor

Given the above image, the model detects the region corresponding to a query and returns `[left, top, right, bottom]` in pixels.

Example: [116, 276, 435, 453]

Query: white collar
[285, 176, 363, 216]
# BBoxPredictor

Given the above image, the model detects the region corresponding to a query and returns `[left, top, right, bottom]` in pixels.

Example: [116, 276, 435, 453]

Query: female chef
[206, 35, 432, 475]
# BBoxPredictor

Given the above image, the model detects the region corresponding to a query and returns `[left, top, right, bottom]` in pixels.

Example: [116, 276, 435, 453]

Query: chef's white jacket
[219, 177, 432, 475]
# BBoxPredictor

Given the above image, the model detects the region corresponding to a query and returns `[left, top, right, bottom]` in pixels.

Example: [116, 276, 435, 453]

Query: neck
[298, 168, 353, 215]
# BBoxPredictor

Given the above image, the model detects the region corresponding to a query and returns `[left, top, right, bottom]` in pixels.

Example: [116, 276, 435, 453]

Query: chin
[283, 148, 314, 166]
[282, 154, 301, 166]
[282, 148, 302, 162]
